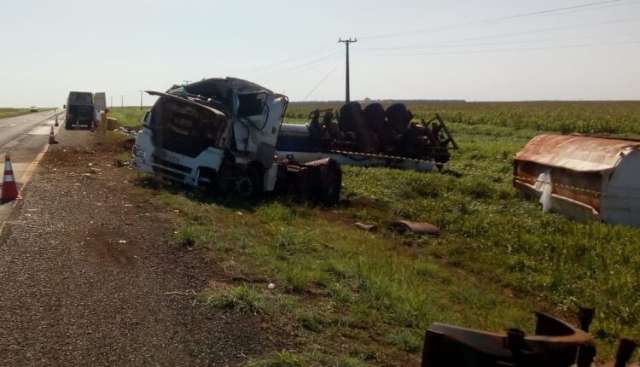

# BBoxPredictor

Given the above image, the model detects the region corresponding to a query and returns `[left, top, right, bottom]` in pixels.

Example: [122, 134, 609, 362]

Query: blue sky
[1, 0, 639, 106]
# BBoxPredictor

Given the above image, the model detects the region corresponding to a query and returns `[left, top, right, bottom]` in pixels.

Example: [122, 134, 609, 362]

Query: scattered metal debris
[114, 159, 130, 168]
[389, 220, 440, 236]
[421, 308, 638, 366]
[354, 222, 377, 232]
[118, 126, 138, 136]
[514, 134, 640, 227]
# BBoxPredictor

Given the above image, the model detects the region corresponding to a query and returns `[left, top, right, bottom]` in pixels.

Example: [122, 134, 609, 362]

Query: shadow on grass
[439, 168, 464, 178]
[134, 175, 340, 213]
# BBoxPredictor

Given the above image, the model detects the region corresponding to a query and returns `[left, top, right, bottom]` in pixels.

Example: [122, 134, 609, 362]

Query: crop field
[0, 108, 31, 119]
[287, 100, 640, 136]
[114, 101, 640, 365]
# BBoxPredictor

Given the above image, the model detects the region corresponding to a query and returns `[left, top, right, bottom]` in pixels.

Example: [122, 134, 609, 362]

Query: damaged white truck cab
[133, 77, 341, 202]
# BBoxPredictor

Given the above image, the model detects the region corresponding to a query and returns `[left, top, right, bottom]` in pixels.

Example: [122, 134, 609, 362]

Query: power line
[258, 49, 341, 75]
[248, 46, 338, 74]
[303, 63, 341, 101]
[361, 17, 640, 52]
[489, 0, 625, 21]
[360, 27, 640, 54]
[367, 39, 640, 57]
[360, 0, 635, 41]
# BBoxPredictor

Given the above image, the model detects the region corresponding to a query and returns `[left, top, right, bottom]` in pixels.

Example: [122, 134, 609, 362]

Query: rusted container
[514, 134, 640, 227]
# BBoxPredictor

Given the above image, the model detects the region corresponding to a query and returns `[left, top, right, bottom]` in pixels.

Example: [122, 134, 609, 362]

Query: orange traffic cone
[2, 154, 19, 203]
[49, 125, 58, 145]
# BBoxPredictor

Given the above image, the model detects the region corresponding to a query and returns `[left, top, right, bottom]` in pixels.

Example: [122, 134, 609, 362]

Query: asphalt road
[0, 110, 61, 148]
[0, 110, 64, 229]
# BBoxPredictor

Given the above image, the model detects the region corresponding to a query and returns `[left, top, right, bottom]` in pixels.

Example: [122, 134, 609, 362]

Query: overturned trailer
[514, 134, 640, 227]
[277, 102, 457, 172]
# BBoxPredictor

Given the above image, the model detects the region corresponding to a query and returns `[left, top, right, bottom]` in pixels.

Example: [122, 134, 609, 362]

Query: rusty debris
[514, 134, 640, 227]
[389, 220, 440, 236]
[421, 309, 638, 367]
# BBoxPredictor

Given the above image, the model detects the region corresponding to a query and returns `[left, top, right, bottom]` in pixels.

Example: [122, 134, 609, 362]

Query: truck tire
[236, 163, 264, 198]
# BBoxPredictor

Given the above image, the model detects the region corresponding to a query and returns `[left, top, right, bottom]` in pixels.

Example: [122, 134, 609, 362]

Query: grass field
[0, 108, 32, 119]
[108, 106, 149, 128]
[116, 102, 640, 365]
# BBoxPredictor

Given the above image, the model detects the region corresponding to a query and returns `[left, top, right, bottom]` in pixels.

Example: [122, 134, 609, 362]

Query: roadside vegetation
[0, 108, 31, 119]
[122, 101, 640, 365]
[108, 106, 150, 128]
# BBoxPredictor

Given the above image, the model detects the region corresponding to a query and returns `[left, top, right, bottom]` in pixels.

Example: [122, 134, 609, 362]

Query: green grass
[134, 179, 558, 365]
[108, 107, 149, 128]
[0, 108, 31, 119]
[129, 101, 640, 365]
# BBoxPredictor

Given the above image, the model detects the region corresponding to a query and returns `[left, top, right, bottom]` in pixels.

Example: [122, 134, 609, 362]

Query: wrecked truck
[132, 78, 342, 204]
[277, 103, 458, 172]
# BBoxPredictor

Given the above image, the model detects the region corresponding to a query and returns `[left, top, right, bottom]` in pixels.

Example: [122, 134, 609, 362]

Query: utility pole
[139, 91, 143, 110]
[110, 96, 113, 109]
[338, 38, 357, 104]
[121, 95, 124, 108]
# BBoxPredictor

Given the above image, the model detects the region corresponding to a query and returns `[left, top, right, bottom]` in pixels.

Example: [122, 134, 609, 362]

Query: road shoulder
[0, 130, 278, 366]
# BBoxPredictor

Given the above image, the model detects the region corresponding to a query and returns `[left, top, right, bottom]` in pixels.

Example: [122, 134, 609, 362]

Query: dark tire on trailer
[363, 103, 386, 132]
[338, 102, 362, 132]
[386, 103, 413, 133]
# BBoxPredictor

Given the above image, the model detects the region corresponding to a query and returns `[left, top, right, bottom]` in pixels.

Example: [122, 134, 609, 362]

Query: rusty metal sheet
[515, 134, 640, 173]
[390, 220, 440, 236]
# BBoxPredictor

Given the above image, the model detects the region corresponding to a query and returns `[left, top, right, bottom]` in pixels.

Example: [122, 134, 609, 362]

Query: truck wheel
[236, 164, 264, 198]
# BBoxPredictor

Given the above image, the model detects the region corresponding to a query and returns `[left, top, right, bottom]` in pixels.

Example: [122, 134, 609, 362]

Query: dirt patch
[0, 130, 283, 366]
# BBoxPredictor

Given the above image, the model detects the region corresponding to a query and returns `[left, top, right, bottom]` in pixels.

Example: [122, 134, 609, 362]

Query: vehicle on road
[93, 92, 107, 114]
[64, 91, 95, 129]
[133, 78, 342, 204]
